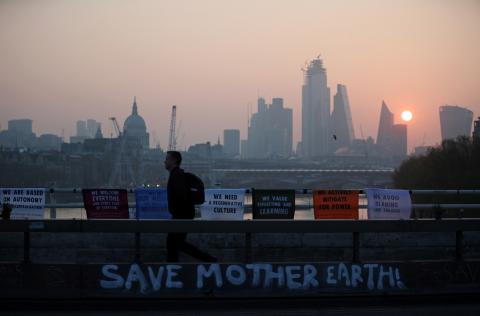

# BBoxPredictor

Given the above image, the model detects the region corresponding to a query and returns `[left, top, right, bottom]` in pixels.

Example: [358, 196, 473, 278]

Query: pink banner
[82, 189, 129, 219]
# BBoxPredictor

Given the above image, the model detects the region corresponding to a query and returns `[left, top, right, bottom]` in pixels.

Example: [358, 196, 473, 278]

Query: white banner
[364, 188, 412, 219]
[0, 188, 46, 219]
[200, 189, 246, 220]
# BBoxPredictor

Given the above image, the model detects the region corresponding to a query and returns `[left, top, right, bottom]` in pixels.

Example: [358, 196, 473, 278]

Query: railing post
[352, 232, 360, 263]
[23, 231, 30, 264]
[434, 204, 443, 220]
[456, 230, 463, 261]
[135, 232, 141, 262]
[244, 232, 252, 263]
[457, 190, 462, 219]
[49, 188, 56, 219]
[244, 188, 254, 263]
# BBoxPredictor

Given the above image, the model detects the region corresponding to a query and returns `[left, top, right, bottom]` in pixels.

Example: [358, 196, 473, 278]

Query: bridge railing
[41, 188, 480, 219]
[1, 218, 479, 264]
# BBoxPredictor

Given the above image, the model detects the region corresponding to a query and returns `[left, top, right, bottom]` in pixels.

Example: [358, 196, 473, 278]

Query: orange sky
[1, 0, 479, 152]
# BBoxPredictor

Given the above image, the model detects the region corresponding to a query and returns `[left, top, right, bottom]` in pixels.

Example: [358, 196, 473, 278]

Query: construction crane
[109, 117, 122, 137]
[168, 105, 177, 151]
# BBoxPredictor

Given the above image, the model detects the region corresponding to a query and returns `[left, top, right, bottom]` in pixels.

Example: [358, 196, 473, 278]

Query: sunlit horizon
[1, 0, 479, 152]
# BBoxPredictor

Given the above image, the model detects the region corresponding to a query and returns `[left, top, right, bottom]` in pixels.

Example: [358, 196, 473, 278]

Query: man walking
[164, 151, 217, 262]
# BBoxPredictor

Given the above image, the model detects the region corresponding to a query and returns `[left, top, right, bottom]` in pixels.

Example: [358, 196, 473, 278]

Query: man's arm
[169, 170, 189, 216]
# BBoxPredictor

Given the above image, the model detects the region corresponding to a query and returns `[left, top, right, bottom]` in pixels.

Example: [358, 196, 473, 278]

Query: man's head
[164, 151, 182, 171]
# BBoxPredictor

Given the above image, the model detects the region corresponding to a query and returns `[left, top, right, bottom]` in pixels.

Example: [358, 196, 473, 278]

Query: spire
[95, 124, 103, 139]
[381, 100, 389, 111]
[132, 96, 138, 115]
[380, 100, 393, 117]
[377, 100, 394, 147]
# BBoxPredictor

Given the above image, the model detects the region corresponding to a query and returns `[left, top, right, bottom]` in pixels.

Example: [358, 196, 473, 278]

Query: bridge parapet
[1, 219, 480, 298]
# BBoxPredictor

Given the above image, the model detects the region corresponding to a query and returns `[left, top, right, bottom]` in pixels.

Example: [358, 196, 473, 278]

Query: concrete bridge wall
[1, 231, 480, 263]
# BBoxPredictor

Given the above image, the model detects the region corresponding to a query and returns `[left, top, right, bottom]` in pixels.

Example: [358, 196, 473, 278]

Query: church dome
[123, 97, 147, 133]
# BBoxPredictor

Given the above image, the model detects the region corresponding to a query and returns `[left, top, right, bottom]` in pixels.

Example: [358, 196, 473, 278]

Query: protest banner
[364, 188, 412, 219]
[135, 188, 170, 219]
[313, 190, 359, 219]
[200, 189, 245, 220]
[252, 189, 295, 219]
[0, 188, 45, 219]
[82, 189, 129, 219]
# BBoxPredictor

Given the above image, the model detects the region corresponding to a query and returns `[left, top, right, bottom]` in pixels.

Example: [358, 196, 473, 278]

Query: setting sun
[401, 110, 413, 122]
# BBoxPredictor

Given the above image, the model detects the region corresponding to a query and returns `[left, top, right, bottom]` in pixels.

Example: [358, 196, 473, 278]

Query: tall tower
[376, 101, 407, 159]
[332, 84, 355, 151]
[247, 97, 293, 159]
[301, 57, 331, 158]
[376, 100, 394, 148]
[76, 120, 88, 137]
[223, 129, 240, 157]
[439, 105, 473, 141]
[168, 105, 177, 150]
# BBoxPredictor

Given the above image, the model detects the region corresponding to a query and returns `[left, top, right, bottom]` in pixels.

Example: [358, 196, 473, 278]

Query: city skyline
[1, 0, 479, 151]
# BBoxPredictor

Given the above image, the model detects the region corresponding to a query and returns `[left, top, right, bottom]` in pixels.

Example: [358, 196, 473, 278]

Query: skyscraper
[223, 129, 240, 157]
[8, 119, 33, 135]
[86, 119, 100, 138]
[247, 97, 293, 159]
[72, 119, 97, 143]
[376, 100, 394, 149]
[439, 105, 474, 141]
[390, 124, 407, 159]
[301, 57, 331, 158]
[240, 139, 248, 159]
[331, 84, 355, 151]
[76, 120, 88, 137]
[376, 101, 407, 160]
[2, 119, 35, 148]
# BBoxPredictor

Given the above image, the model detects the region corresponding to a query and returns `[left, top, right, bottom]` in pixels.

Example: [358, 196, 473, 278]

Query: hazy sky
[1, 0, 479, 151]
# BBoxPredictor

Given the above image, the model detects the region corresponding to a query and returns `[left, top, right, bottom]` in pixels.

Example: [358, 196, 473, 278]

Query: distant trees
[393, 136, 480, 189]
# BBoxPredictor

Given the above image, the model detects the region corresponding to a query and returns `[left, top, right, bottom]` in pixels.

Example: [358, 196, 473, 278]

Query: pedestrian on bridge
[164, 151, 217, 263]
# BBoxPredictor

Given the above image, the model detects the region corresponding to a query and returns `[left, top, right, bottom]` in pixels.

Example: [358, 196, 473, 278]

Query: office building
[301, 57, 331, 157]
[223, 129, 240, 157]
[439, 105, 473, 141]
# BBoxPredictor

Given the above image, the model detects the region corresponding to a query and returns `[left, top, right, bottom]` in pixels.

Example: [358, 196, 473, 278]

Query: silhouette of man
[164, 151, 217, 262]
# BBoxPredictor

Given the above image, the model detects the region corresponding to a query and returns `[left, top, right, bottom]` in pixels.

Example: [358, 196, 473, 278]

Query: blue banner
[135, 188, 170, 219]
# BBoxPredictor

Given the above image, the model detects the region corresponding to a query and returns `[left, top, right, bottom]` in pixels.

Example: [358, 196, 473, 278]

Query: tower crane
[109, 117, 122, 137]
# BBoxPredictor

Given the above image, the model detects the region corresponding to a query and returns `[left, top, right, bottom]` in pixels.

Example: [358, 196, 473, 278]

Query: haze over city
[1, 0, 479, 151]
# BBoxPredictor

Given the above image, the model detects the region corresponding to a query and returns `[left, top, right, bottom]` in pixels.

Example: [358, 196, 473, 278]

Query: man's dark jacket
[167, 166, 195, 219]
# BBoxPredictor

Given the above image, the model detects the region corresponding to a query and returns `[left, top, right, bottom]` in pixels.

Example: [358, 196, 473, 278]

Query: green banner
[252, 189, 295, 219]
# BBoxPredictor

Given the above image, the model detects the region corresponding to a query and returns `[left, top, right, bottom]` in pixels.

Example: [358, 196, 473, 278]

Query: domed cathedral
[123, 96, 150, 150]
